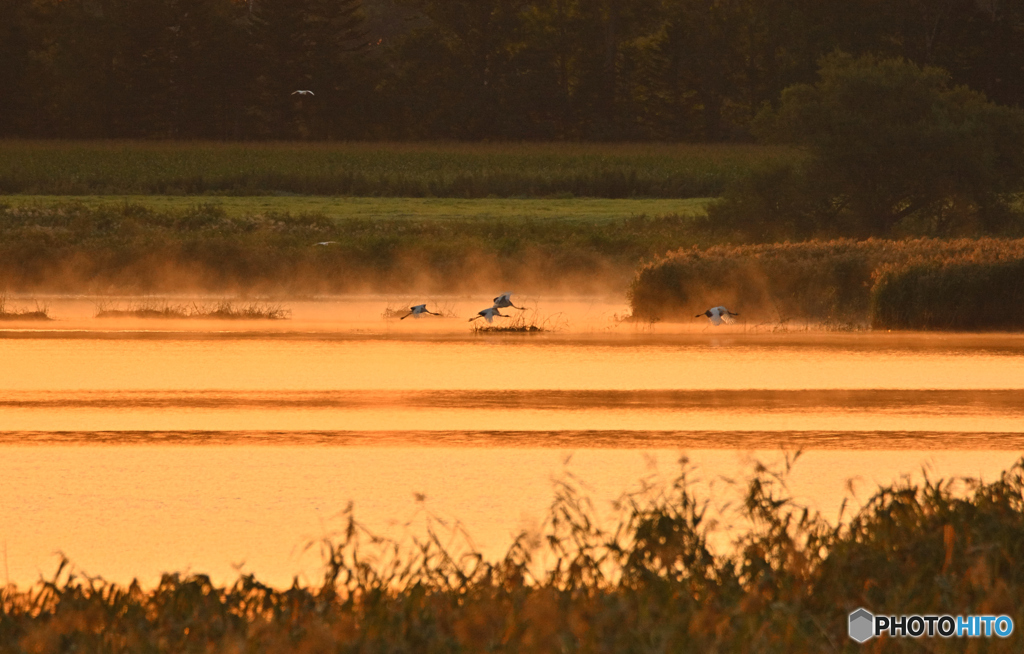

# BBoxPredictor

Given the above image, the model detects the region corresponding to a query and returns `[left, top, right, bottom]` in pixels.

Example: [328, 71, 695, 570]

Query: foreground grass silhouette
[4, 456, 1023, 652]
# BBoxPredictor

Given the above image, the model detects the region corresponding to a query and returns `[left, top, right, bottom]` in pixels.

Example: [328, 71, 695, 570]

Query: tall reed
[871, 258, 1024, 330]
[629, 238, 1024, 330]
[4, 458, 1024, 652]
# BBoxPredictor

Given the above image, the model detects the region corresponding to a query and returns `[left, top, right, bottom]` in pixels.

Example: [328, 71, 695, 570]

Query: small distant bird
[401, 304, 441, 320]
[292, 90, 314, 95]
[470, 307, 508, 323]
[697, 306, 739, 326]
[313, 241, 337, 246]
[492, 292, 525, 310]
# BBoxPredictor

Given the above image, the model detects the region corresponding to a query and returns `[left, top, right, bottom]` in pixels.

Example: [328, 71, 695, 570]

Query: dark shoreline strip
[0, 429, 1022, 449]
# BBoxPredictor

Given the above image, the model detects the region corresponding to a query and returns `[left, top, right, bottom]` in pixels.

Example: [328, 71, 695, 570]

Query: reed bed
[471, 308, 562, 333]
[94, 300, 289, 320]
[0, 294, 51, 321]
[629, 238, 1024, 329]
[871, 259, 1024, 330]
[474, 323, 544, 332]
[0, 202, 708, 295]
[0, 141, 799, 198]
[4, 457, 1024, 652]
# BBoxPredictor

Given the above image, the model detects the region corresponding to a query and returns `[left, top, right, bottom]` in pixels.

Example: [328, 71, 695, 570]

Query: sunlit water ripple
[1, 298, 1022, 587]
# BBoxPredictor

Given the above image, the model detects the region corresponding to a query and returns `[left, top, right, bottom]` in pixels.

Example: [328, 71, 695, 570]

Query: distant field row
[1, 195, 710, 222]
[0, 140, 799, 198]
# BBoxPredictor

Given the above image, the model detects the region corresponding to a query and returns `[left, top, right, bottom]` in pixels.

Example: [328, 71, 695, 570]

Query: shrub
[713, 53, 1024, 238]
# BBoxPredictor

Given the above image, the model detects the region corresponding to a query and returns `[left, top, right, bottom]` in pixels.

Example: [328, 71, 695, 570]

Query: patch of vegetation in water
[473, 323, 544, 333]
[0, 295, 51, 321]
[95, 300, 289, 320]
[471, 309, 561, 333]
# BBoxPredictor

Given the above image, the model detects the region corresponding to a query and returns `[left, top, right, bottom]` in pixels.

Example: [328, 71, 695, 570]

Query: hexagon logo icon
[849, 608, 874, 643]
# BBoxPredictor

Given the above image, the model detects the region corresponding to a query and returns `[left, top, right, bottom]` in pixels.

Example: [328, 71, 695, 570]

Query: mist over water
[1, 295, 1022, 588]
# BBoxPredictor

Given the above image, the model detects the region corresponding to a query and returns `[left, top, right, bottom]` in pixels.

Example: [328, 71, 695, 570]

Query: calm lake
[1, 296, 1022, 588]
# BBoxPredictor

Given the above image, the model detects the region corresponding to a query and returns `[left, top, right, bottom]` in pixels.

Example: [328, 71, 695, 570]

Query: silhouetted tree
[713, 54, 1024, 237]
[4, 0, 1024, 140]
[253, 0, 369, 139]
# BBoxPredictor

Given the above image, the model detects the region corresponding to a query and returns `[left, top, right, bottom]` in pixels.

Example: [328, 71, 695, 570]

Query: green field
[1, 195, 710, 223]
[0, 140, 755, 295]
[0, 140, 799, 198]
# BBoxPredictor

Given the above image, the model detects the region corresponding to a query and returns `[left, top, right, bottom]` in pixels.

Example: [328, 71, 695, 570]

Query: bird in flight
[470, 307, 508, 323]
[492, 292, 525, 310]
[697, 306, 739, 326]
[313, 241, 337, 246]
[292, 90, 314, 95]
[401, 304, 441, 320]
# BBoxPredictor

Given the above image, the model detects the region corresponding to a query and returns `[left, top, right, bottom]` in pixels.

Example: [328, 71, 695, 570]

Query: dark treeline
[3, 0, 1024, 141]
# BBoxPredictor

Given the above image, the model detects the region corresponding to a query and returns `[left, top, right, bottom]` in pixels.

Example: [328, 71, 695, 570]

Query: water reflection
[0, 314, 1022, 588]
[2, 446, 1019, 589]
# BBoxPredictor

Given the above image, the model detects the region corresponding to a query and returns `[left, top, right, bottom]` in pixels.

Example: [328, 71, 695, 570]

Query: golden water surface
[1, 297, 1022, 588]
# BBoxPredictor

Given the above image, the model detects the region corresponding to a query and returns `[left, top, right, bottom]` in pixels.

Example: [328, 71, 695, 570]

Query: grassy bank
[0, 141, 799, 198]
[0, 201, 710, 294]
[629, 238, 1024, 329]
[4, 458, 1024, 652]
[1, 195, 708, 223]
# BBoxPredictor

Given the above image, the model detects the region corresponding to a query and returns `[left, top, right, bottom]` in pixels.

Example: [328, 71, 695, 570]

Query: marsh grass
[475, 323, 544, 332]
[630, 237, 1024, 329]
[471, 308, 563, 333]
[4, 457, 1024, 652]
[0, 294, 51, 321]
[95, 300, 289, 320]
[201, 301, 290, 320]
[871, 258, 1024, 330]
[0, 141, 799, 198]
[94, 300, 190, 319]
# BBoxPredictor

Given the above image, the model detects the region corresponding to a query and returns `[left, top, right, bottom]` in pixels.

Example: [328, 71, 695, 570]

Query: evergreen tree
[254, 0, 369, 139]
[0, 0, 35, 136]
